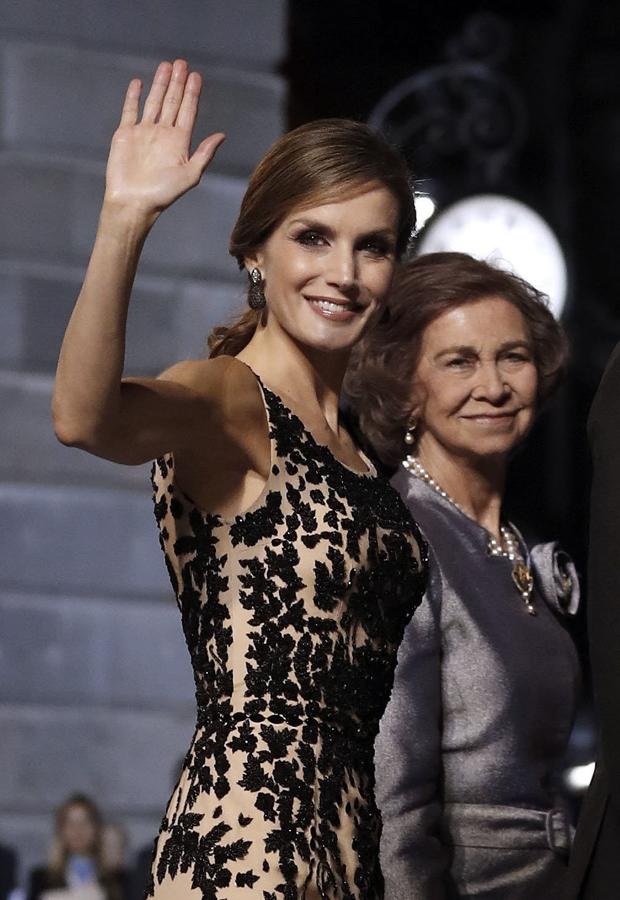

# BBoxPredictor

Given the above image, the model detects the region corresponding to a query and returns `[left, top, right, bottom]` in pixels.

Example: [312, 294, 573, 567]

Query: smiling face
[412, 296, 539, 464]
[246, 185, 399, 354]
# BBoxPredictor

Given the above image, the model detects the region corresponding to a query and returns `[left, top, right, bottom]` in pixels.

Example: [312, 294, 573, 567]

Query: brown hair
[47, 794, 105, 878]
[208, 118, 414, 358]
[345, 251, 569, 466]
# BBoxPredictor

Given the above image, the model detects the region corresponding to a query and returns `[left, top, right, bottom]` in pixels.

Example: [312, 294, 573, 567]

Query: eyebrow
[434, 340, 533, 360]
[288, 218, 396, 240]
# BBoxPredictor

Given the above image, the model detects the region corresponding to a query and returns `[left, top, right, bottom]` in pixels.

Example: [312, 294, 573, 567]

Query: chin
[293, 322, 367, 355]
[467, 439, 521, 461]
[299, 303, 375, 349]
[303, 334, 361, 355]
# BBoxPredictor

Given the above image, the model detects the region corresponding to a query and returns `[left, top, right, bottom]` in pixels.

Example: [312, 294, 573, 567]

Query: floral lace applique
[148, 383, 427, 898]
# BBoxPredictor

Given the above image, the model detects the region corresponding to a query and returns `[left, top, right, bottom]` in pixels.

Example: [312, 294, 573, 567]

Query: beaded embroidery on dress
[148, 372, 426, 899]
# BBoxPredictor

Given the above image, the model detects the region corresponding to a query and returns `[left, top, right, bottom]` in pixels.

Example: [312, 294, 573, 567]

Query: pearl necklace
[403, 454, 536, 615]
[487, 527, 520, 561]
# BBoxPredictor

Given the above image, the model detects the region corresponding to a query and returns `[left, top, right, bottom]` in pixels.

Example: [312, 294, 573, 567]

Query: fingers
[159, 59, 189, 126]
[119, 79, 142, 127]
[136, 59, 202, 130]
[176, 71, 202, 132]
[189, 133, 226, 180]
[142, 60, 173, 124]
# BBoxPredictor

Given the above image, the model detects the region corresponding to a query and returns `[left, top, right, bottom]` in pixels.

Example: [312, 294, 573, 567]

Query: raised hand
[104, 59, 225, 218]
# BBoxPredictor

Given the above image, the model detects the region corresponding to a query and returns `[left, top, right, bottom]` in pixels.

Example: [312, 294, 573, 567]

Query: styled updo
[208, 118, 414, 358]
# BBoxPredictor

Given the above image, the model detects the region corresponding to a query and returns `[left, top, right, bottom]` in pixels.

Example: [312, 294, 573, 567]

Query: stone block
[1, 0, 286, 68]
[1, 41, 284, 177]
[0, 154, 74, 259]
[0, 261, 243, 374]
[0, 370, 149, 488]
[0, 591, 195, 710]
[176, 278, 247, 361]
[0, 153, 245, 280]
[0, 703, 193, 814]
[0, 482, 169, 598]
[0, 271, 22, 361]
[0, 261, 244, 372]
[124, 275, 245, 371]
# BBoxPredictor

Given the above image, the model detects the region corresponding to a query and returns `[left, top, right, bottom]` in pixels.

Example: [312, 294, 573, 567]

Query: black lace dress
[148, 372, 426, 899]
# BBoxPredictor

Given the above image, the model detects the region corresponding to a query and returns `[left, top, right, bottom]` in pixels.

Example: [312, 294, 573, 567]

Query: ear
[408, 384, 425, 421]
[243, 250, 264, 275]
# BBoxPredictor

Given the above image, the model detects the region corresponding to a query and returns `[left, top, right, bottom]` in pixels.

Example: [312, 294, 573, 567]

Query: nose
[326, 244, 358, 294]
[472, 362, 511, 403]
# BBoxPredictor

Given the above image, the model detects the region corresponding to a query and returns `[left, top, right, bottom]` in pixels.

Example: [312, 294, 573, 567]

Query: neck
[414, 439, 508, 540]
[237, 321, 350, 432]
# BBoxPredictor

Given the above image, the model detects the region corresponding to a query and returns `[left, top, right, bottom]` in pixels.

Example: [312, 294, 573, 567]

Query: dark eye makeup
[358, 235, 394, 256]
[294, 229, 327, 247]
[291, 227, 394, 256]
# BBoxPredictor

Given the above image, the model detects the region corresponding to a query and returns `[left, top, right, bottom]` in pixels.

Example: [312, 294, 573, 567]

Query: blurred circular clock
[416, 194, 567, 319]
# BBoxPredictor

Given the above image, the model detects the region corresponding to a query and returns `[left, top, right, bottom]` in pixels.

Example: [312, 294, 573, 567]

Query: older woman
[346, 252, 581, 899]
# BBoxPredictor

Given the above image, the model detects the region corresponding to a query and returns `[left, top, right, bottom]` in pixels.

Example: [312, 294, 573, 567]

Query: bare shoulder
[159, 354, 249, 381]
[156, 355, 266, 441]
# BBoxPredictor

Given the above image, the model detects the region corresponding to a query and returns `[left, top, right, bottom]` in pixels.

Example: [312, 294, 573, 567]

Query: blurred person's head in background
[100, 823, 128, 873]
[48, 793, 103, 874]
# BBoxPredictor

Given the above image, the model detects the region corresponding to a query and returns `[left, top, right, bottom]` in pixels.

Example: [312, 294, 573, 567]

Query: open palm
[105, 59, 225, 215]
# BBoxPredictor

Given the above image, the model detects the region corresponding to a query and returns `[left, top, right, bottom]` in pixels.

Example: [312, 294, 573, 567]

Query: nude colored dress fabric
[147, 373, 426, 899]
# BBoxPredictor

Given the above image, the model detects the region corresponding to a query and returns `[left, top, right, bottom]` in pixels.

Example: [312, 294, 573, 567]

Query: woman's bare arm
[52, 59, 226, 465]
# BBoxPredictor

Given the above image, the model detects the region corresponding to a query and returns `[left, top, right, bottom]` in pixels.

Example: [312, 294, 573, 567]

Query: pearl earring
[404, 420, 417, 447]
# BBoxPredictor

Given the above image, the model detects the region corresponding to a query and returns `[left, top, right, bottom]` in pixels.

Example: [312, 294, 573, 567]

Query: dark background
[286, 0, 620, 674]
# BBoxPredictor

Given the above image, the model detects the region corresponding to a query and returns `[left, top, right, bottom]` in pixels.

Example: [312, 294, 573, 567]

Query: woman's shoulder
[157, 354, 260, 399]
[390, 466, 459, 544]
[157, 355, 266, 431]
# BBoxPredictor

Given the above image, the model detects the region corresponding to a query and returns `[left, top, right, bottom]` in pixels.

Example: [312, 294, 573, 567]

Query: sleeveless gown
[147, 371, 426, 899]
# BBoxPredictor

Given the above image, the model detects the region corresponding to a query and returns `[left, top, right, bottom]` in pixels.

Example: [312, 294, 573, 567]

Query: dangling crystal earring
[248, 268, 266, 310]
[404, 419, 417, 449]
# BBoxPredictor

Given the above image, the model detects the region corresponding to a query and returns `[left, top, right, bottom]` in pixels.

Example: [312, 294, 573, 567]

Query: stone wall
[0, 0, 285, 876]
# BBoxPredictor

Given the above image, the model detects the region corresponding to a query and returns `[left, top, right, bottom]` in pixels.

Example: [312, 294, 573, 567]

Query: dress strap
[232, 358, 375, 478]
[231, 357, 315, 461]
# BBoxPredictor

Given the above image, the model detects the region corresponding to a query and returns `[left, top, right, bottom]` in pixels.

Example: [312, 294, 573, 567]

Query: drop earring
[247, 268, 266, 310]
[404, 419, 417, 449]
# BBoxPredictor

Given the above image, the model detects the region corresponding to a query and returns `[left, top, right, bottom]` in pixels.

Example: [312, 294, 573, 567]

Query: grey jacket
[376, 470, 581, 899]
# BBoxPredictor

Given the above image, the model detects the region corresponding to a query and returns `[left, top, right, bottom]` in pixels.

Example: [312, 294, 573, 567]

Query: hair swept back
[208, 118, 414, 359]
[345, 251, 569, 467]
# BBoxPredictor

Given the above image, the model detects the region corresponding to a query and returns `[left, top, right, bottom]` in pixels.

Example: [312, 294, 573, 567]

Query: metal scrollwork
[368, 14, 527, 186]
